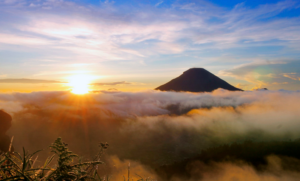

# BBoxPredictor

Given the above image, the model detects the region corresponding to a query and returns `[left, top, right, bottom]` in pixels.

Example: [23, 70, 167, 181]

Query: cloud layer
[0, 89, 300, 179]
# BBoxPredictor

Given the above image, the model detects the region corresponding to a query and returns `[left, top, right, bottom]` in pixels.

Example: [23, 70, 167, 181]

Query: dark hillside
[156, 68, 242, 92]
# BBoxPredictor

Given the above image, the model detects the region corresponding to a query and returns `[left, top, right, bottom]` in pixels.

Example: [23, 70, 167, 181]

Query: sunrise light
[68, 74, 94, 94]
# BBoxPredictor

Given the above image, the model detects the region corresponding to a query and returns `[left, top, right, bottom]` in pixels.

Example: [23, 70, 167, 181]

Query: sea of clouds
[1, 89, 300, 180]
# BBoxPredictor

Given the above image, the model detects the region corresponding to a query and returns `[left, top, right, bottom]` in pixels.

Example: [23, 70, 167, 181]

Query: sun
[68, 74, 94, 94]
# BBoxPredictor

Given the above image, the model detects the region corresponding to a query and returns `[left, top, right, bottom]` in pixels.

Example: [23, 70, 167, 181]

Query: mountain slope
[156, 68, 242, 92]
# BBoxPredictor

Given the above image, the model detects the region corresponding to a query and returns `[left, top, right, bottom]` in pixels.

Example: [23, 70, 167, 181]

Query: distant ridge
[156, 68, 242, 92]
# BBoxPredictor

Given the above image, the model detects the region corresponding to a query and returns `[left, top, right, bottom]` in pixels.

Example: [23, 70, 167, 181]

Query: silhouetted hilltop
[156, 68, 242, 92]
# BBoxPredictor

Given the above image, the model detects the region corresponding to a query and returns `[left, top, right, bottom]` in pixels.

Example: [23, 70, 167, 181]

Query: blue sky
[0, 0, 300, 91]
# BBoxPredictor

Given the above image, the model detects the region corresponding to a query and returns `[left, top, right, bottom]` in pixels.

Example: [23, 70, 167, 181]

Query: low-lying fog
[1, 89, 300, 180]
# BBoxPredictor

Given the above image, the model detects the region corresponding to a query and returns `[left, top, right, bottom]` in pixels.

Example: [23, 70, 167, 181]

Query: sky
[0, 0, 300, 92]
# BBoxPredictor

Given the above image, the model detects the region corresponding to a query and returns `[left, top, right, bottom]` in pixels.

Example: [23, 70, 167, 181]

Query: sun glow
[68, 74, 94, 94]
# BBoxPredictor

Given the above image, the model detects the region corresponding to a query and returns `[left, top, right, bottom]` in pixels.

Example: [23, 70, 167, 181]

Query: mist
[1, 89, 300, 180]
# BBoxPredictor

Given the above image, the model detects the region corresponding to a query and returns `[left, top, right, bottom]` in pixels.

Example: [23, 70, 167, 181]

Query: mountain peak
[183, 68, 210, 75]
[156, 68, 242, 92]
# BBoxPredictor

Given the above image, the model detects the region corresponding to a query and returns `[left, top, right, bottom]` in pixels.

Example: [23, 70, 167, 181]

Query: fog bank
[1, 89, 300, 180]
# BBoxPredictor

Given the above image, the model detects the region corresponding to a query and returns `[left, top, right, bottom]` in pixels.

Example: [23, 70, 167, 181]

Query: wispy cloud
[272, 82, 289, 85]
[0, 78, 64, 84]
[282, 73, 300, 81]
[92, 81, 131, 86]
[219, 60, 286, 80]
[218, 60, 300, 89]
[0, 0, 299, 59]
[155, 1, 163, 7]
[91, 81, 145, 86]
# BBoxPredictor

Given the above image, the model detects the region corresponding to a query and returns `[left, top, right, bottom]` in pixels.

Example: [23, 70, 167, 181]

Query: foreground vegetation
[0, 137, 109, 181]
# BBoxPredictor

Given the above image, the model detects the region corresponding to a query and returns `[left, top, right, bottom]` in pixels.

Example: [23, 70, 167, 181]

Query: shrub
[0, 137, 107, 181]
